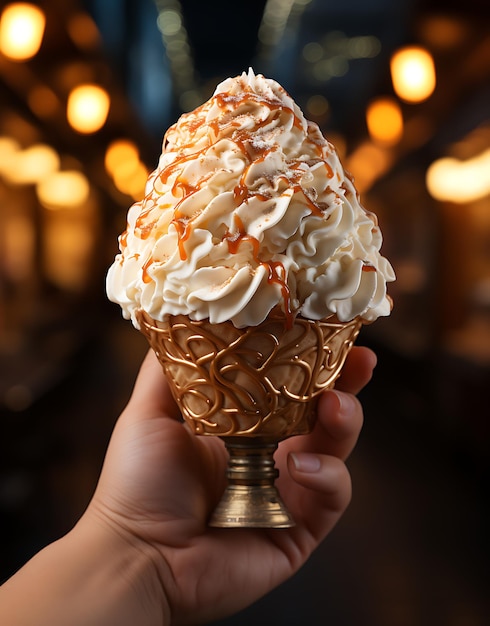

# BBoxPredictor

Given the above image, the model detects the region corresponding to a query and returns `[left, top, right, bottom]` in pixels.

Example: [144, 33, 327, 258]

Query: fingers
[287, 453, 352, 514]
[124, 349, 180, 421]
[273, 347, 375, 537]
[314, 389, 364, 460]
[280, 453, 352, 544]
[275, 386, 362, 525]
[276, 346, 375, 473]
[277, 390, 362, 542]
[335, 345, 377, 395]
[277, 384, 366, 470]
[312, 345, 376, 459]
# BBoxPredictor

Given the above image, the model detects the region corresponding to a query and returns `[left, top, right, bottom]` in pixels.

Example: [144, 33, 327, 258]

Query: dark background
[1, 1, 489, 624]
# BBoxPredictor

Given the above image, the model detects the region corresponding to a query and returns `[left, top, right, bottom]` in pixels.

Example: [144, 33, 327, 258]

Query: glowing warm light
[43, 217, 94, 290]
[418, 15, 467, 50]
[67, 12, 100, 51]
[104, 139, 140, 177]
[366, 97, 404, 146]
[0, 3, 45, 60]
[3, 144, 60, 184]
[306, 94, 329, 118]
[0, 136, 21, 173]
[426, 149, 490, 203]
[345, 142, 393, 193]
[3, 213, 35, 281]
[104, 139, 149, 199]
[28, 85, 60, 118]
[113, 161, 149, 200]
[66, 84, 110, 134]
[390, 46, 436, 103]
[325, 132, 346, 160]
[37, 170, 90, 208]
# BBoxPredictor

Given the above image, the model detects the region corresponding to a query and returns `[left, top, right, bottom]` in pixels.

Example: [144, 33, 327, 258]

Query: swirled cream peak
[107, 69, 395, 329]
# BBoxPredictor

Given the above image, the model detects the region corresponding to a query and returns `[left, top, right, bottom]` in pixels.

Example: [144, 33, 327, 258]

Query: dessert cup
[137, 310, 362, 528]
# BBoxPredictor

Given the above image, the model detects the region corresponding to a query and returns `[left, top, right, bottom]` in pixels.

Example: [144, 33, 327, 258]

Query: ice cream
[106, 69, 395, 331]
[107, 69, 396, 526]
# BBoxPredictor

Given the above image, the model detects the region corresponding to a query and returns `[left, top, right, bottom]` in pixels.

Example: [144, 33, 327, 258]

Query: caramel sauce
[142, 256, 154, 284]
[173, 171, 213, 200]
[323, 160, 334, 179]
[225, 214, 260, 261]
[137, 220, 157, 240]
[119, 229, 128, 250]
[214, 89, 304, 132]
[233, 177, 271, 207]
[184, 116, 207, 135]
[172, 216, 192, 260]
[362, 264, 376, 272]
[224, 215, 294, 328]
[135, 196, 158, 238]
[159, 151, 206, 191]
[170, 173, 213, 259]
[266, 260, 294, 328]
[233, 183, 249, 206]
[136, 84, 338, 320]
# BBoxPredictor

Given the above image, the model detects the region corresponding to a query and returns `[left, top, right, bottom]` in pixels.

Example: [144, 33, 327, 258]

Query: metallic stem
[209, 437, 295, 528]
[225, 438, 279, 485]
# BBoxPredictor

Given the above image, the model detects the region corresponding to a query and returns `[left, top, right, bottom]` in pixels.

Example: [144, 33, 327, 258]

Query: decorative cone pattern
[138, 311, 362, 439]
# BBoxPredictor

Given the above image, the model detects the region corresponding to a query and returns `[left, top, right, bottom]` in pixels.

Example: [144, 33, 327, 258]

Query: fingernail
[331, 390, 355, 417]
[367, 349, 378, 370]
[290, 452, 321, 473]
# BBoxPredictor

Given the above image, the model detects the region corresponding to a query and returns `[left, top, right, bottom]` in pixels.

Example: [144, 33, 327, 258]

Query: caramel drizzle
[213, 89, 304, 131]
[142, 255, 153, 284]
[224, 215, 294, 328]
[133, 85, 336, 320]
[224, 214, 260, 259]
[267, 261, 294, 327]
[119, 228, 128, 249]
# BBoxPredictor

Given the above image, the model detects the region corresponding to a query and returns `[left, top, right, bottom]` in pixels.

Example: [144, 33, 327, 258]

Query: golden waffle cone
[137, 310, 362, 439]
[137, 309, 363, 527]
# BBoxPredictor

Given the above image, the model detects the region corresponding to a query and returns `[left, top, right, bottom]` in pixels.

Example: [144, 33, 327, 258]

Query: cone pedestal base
[209, 438, 294, 528]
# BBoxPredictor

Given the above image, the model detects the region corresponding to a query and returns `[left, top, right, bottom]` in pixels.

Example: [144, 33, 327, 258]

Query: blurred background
[0, 0, 488, 623]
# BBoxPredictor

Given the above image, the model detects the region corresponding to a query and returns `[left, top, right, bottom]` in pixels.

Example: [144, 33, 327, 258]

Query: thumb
[125, 350, 180, 421]
[286, 452, 352, 541]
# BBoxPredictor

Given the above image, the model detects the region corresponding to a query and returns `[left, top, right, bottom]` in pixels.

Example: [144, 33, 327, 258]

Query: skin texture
[0, 346, 376, 626]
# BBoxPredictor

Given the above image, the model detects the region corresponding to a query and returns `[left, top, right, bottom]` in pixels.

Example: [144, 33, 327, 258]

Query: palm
[90, 347, 374, 623]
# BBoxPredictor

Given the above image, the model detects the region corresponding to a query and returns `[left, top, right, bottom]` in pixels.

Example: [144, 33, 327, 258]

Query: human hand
[84, 345, 376, 625]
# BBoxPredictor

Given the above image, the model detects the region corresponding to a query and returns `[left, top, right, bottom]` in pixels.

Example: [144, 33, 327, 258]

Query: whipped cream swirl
[107, 69, 395, 328]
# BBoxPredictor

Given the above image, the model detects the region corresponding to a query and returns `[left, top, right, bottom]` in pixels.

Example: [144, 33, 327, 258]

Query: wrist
[71, 508, 173, 626]
[0, 509, 172, 626]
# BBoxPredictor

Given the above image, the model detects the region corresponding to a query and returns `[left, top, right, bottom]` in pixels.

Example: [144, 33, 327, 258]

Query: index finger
[125, 349, 181, 421]
[335, 346, 377, 395]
